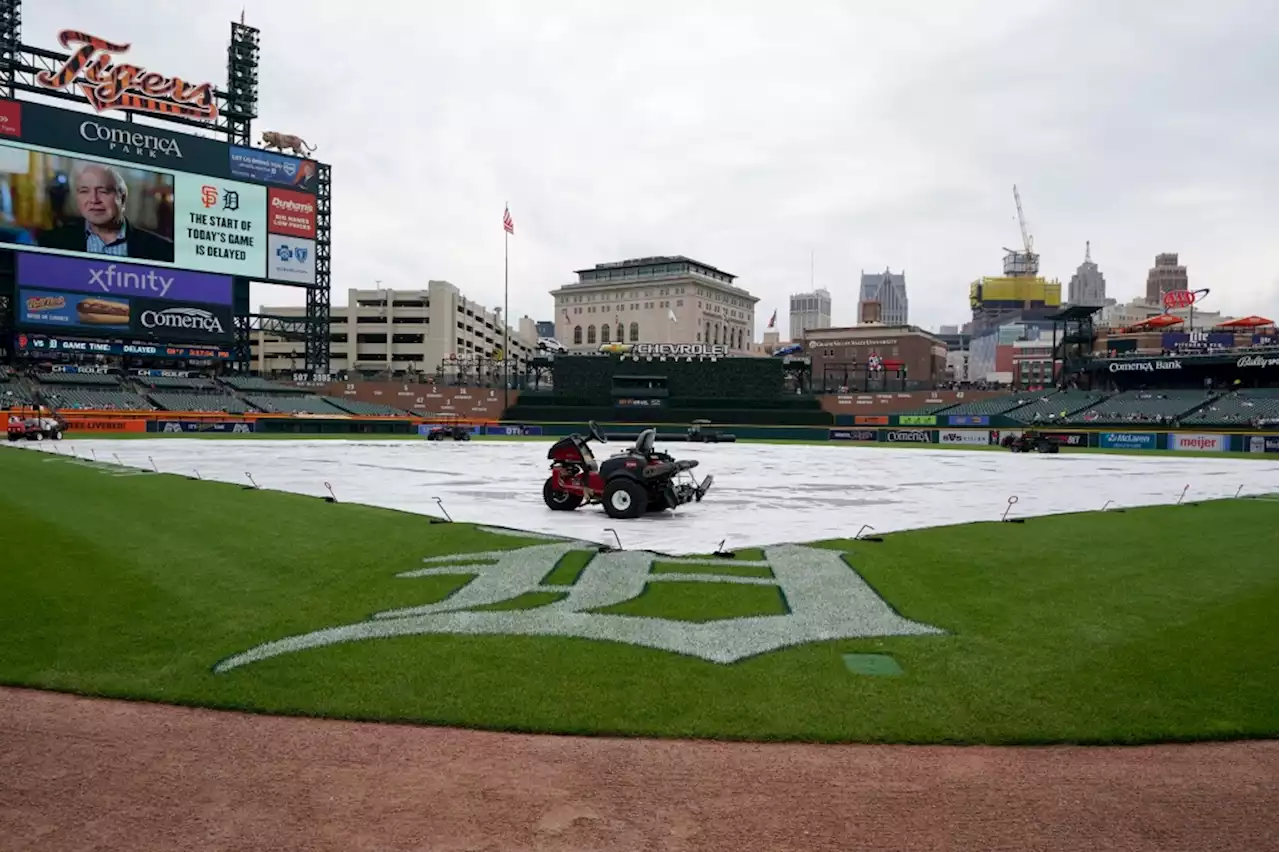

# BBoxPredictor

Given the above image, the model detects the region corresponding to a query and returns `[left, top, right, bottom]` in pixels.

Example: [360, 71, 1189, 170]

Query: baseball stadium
[1, 8, 1277, 852]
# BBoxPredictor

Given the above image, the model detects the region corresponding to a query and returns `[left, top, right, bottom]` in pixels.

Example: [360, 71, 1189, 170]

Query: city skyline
[33, 0, 1275, 335]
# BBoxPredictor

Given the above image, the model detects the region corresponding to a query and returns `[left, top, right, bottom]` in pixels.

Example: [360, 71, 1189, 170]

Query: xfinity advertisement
[17, 250, 233, 305]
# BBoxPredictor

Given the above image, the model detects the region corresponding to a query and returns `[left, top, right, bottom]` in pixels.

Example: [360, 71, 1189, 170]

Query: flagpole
[503, 203, 509, 402]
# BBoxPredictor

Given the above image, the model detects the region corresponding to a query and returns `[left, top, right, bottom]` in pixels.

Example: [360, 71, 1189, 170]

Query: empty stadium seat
[36, 387, 154, 410]
[1064, 390, 1212, 424]
[1005, 391, 1110, 423]
[147, 392, 254, 414]
[326, 397, 411, 416]
[221, 376, 302, 394]
[1180, 389, 1280, 427]
[244, 394, 349, 415]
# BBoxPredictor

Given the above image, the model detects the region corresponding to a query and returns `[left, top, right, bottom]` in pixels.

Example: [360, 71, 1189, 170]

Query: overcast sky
[29, 0, 1280, 333]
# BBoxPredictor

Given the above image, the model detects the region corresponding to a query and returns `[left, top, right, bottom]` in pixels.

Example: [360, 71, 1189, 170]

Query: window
[705, 321, 711, 342]
[629, 322, 639, 342]
[616, 324, 624, 342]
[573, 325, 583, 344]
[587, 325, 597, 344]
[600, 324, 610, 344]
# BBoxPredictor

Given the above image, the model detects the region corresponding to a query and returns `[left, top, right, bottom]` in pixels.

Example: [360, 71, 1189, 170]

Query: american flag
[503, 205, 514, 235]
[768, 310, 777, 329]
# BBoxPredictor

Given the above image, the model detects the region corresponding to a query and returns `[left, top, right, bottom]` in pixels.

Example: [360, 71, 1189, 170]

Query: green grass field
[0, 445, 1275, 743]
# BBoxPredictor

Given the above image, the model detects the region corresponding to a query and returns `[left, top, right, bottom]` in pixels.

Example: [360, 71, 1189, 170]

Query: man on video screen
[37, 163, 174, 262]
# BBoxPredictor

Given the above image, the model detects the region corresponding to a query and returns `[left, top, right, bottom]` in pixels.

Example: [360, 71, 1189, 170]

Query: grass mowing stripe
[0, 446, 1274, 743]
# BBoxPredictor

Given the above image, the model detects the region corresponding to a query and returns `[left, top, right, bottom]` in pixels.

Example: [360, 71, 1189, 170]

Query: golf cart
[424, 415, 472, 441]
[543, 421, 714, 519]
[686, 419, 737, 443]
[1001, 430, 1061, 453]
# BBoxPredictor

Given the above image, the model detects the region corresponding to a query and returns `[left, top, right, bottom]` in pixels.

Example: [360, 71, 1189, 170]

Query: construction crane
[1002, 184, 1040, 277]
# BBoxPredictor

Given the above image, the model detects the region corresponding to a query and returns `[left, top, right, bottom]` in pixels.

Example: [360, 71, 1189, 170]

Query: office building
[789, 288, 832, 341]
[1145, 253, 1188, 305]
[549, 255, 758, 353]
[1067, 242, 1108, 306]
[858, 268, 909, 325]
[250, 281, 537, 376]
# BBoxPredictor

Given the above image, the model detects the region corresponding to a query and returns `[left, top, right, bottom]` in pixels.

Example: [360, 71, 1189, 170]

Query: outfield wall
[25, 410, 1277, 454]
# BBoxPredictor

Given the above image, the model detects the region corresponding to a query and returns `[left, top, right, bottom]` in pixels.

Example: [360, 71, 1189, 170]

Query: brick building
[802, 325, 948, 389]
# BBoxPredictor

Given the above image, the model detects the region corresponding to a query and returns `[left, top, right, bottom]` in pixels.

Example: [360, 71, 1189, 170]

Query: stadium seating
[326, 397, 411, 416]
[147, 391, 254, 414]
[244, 394, 349, 415]
[221, 376, 300, 394]
[1004, 391, 1109, 424]
[36, 387, 154, 410]
[1180, 388, 1280, 428]
[137, 376, 220, 391]
[36, 371, 121, 386]
[1063, 390, 1212, 425]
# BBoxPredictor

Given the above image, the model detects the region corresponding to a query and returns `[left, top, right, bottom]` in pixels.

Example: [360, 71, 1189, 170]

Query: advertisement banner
[1098, 432, 1157, 450]
[1247, 435, 1279, 453]
[1038, 431, 1088, 447]
[853, 415, 889, 426]
[947, 415, 989, 426]
[266, 234, 317, 285]
[939, 429, 990, 446]
[1160, 331, 1234, 353]
[266, 187, 318, 238]
[899, 415, 936, 426]
[9, 99, 229, 175]
[19, 288, 131, 332]
[1251, 332, 1276, 346]
[130, 297, 234, 344]
[61, 418, 148, 433]
[1236, 354, 1280, 370]
[17, 254, 232, 305]
[1168, 433, 1228, 452]
[228, 146, 318, 191]
[486, 425, 544, 437]
[172, 172, 267, 274]
[829, 428, 878, 441]
[0, 98, 19, 138]
[152, 421, 254, 433]
[14, 333, 231, 360]
[885, 429, 932, 443]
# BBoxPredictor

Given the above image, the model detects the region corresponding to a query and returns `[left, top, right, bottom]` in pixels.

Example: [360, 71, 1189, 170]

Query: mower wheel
[603, 478, 646, 520]
[543, 477, 582, 511]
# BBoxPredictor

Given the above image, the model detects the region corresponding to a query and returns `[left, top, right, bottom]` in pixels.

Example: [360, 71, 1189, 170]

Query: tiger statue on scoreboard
[260, 131, 317, 156]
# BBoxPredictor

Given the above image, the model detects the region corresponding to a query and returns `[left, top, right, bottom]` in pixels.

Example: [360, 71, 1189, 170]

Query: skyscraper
[1145, 253, 1188, 305]
[789, 288, 832, 340]
[858, 268, 908, 325]
[1067, 241, 1107, 306]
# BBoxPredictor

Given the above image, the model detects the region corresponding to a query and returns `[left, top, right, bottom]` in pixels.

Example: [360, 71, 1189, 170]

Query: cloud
[25, 0, 1280, 331]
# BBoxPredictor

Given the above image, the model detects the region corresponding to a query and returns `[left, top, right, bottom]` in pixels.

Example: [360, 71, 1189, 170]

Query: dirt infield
[1, 688, 1275, 852]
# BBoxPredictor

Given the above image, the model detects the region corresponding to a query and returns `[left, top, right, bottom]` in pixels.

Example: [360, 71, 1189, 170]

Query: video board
[14, 332, 232, 361]
[0, 98, 318, 287]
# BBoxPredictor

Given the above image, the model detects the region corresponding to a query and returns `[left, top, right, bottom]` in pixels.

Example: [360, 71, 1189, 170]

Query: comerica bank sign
[1108, 359, 1183, 373]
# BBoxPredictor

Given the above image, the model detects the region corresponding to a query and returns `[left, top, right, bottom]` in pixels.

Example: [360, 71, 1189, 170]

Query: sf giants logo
[36, 31, 218, 122]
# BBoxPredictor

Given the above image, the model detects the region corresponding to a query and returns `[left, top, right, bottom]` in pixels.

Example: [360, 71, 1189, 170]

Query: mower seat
[632, 428, 657, 456]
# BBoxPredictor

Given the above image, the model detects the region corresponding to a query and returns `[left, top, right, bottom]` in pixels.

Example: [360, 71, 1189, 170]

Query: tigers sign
[36, 30, 218, 122]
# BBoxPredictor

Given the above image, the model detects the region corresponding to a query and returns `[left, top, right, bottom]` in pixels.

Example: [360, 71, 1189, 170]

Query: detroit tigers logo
[214, 539, 944, 672]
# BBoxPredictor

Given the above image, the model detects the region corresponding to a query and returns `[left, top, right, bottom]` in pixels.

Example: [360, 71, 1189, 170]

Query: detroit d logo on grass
[215, 540, 943, 672]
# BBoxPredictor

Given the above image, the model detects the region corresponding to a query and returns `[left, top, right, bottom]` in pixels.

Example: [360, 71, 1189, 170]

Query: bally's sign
[1108, 359, 1183, 373]
[1237, 355, 1279, 369]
